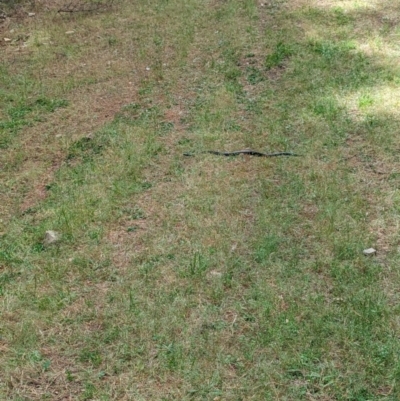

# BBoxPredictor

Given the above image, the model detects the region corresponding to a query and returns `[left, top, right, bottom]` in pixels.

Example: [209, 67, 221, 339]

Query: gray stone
[44, 230, 61, 245]
[363, 248, 376, 256]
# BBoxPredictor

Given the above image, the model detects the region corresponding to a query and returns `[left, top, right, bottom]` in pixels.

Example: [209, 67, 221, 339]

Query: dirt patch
[5, 348, 83, 401]
[19, 154, 63, 212]
[163, 105, 187, 132]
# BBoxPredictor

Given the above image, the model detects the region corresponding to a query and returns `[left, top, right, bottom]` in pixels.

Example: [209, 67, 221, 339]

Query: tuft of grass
[265, 42, 293, 70]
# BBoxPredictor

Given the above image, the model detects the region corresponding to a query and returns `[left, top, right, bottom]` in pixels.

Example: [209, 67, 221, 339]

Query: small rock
[145, 67, 150, 71]
[65, 31, 74, 35]
[28, 12, 35, 17]
[4, 38, 11, 42]
[44, 230, 61, 245]
[363, 248, 376, 256]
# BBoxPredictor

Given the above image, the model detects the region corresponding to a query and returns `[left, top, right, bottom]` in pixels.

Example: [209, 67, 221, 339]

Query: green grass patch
[0, 95, 68, 148]
[265, 41, 293, 70]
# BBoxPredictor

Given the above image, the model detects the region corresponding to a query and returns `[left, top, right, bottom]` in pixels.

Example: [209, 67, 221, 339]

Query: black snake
[183, 149, 299, 157]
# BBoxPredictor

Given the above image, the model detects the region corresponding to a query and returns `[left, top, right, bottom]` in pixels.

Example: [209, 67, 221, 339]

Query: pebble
[363, 248, 376, 256]
[44, 230, 61, 245]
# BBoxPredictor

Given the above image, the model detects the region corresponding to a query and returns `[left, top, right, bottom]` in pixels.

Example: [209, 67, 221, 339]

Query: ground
[1, 0, 400, 400]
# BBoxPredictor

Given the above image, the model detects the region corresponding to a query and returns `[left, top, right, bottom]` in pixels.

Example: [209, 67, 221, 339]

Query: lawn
[1, 0, 400, 399]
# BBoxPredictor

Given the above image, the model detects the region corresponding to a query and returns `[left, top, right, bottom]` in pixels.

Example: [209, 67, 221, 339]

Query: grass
[1, 0, 400, 399]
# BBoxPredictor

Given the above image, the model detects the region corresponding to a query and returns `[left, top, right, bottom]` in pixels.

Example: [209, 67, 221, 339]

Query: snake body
[183, 149, 299, 157]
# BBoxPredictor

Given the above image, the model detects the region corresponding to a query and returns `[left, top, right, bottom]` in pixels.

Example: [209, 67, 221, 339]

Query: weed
[358, 93, 374, 108]
[79, 349, 102, 368]
[184, 251, 208, 277]
[246, 66, 265, 85]
[265, 42, 292, 70]
[254, 235, 282, 264]
[82, 382, 96, 400]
